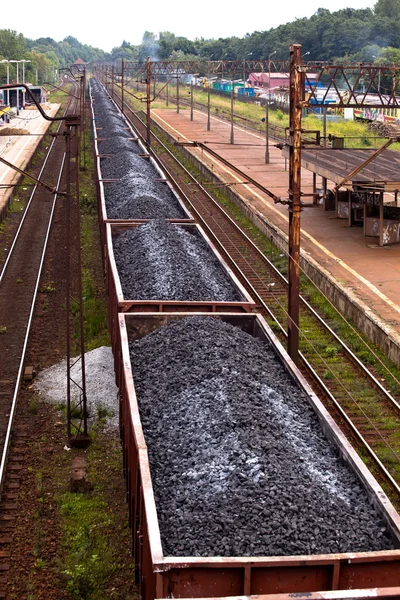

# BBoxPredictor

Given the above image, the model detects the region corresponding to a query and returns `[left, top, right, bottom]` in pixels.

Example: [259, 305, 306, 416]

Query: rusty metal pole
[190, 81, 194, 121]
[65, 125, 72, 439]
[146, 56, 151, 149]
[121, 59, 125, 115]
[207, 87, 211, 131]
[230, 82, 234, 144]
[166, 81, 169, 106]
[65, 115, 89, 445]
[288, 44, 302, 364]
[176, 74, 180, 114]
[111, 64, 114, 100]
[80, 69, 87, 171]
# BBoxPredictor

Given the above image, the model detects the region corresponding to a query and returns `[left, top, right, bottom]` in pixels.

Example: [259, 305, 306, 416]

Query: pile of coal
[129, 316, 394, 557]
[113, 220, 242, 301]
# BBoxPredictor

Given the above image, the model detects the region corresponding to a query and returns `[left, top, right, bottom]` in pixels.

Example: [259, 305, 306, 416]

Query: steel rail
[0, 88, 79, 496]
[0, 113, 63, 285]
[0, 153, 67, 495]
[104, 81, 400, 498]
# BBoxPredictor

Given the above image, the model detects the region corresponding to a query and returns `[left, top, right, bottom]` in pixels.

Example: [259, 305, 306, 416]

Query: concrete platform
[0, 104, 60, 218]
[152, 106, 400, 360]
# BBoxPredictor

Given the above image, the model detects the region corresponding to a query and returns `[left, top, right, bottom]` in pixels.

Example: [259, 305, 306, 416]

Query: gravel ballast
[129, 316, 394, 557]
[113, 220, 242, 301]
[33, 346, 119, 432]
[90, 80, 187, 220]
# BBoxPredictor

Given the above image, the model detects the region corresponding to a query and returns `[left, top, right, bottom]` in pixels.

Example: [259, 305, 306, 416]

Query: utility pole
[207, 86, 211, 131]
[146, 56, 151, 149]
[176, 73, 180, 114]
[230, 81, 234, 144]
[121, 59, 125, 115]
[288, 44, 302, 364]
[265, 50, 276, 164]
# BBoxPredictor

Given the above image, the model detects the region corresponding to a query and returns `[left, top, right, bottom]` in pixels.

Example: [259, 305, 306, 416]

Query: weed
[0, 326, 7, 334]
[16, 278, 23, 284]
[323, 370, 334, 380]
[34, 557, 45, 570]
[28, 398, 38, 415]
[41, 281, 56, 293]
[97, 405, 113, 421]
[56, 401, 67, 414]
[8, 198, 22, 213]
[324, 346, 340, 358]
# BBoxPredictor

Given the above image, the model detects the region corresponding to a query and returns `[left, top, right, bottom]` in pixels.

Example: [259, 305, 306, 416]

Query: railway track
[106, 82, 400, 505]
[0, 85, 79, 591]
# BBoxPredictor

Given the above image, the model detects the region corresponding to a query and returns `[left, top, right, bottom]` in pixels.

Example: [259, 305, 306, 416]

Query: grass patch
[59, 430, 134, 599]
[60, 493, 114, 599]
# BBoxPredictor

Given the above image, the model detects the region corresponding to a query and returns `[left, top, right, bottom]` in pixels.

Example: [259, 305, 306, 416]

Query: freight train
[89, 79, 400, 600]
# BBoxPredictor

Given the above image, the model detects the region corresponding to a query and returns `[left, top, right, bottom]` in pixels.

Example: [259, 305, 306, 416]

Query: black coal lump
[113, 220, 242, 301]
[129, 316, 394, 558]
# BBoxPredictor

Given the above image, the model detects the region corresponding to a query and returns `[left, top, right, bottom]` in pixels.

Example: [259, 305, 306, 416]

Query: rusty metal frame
[301, 63, 400, 108]
[115, 312, 400, 600]
[287, 49, 400, 363]
[157, 590, 400, 600]
[64, 114, 89, 445]
[118, 59, 290, 78]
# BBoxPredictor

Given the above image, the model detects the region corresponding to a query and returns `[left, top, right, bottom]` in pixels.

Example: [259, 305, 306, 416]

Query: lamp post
[21, 59, 31, 107]
[0, 60, 10, 106]
[243, 52, 252, 96]
[265, 50, 276, 164]
[9, 60, 21, 110]
[373, 55, 381, 93]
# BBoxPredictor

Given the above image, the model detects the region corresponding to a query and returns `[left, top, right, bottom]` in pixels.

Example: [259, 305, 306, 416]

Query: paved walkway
[0, 104, 60, 217]
[152, 106, 400, 339]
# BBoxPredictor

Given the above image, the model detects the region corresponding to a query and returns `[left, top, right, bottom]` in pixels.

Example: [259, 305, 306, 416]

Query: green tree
[0, 29, 26, 59]
[374, 0, 400, 18]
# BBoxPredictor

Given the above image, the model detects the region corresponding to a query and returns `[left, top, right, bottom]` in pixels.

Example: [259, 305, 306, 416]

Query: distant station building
[72, 58, 86, 73]
[249, 72, 319, 89]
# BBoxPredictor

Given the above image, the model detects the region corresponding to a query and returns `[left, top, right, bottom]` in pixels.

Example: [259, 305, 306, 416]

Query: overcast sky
[4, 0, 377, 52]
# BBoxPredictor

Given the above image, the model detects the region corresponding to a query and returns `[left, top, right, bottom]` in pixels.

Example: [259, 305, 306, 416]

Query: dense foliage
[0, 31, 106, 85]
[1, 0, 400, 86]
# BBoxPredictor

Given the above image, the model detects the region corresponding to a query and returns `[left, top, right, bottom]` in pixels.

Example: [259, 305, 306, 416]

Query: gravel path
[90, 80, 187, 219]
[129, 316, 394, 557]
[113, 220, 242, 301]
